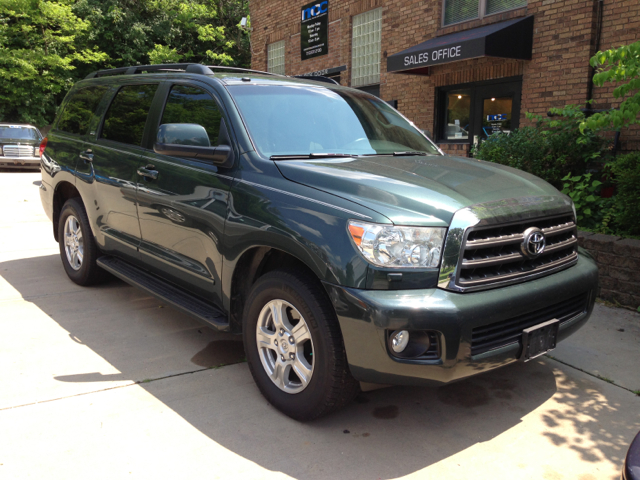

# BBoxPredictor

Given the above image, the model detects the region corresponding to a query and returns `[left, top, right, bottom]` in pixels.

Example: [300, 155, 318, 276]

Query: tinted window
[57, 86, 108, 135]
[102, 84, 158, 146]
[160, 85, 221, 145]
[0, 126, 41, 140]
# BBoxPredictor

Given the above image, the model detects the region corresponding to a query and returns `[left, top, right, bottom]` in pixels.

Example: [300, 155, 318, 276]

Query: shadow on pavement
[1, 253, 635, 479]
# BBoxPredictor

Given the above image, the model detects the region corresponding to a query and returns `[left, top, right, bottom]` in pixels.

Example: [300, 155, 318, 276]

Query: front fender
[220, 168, 388, 310]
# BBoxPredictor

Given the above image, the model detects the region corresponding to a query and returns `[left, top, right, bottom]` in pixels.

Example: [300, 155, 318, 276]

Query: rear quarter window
[101, 84, 158, 146]
[57, 86, 109, 135]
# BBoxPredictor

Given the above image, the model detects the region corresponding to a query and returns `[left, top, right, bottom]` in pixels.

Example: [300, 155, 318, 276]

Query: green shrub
[473, 105, 609, 188]
[607, 152, 640, 236]
[560, 173, 603, 229]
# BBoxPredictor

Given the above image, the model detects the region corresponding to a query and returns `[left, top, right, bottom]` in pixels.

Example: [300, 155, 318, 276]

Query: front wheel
[243, 270, 359, 421]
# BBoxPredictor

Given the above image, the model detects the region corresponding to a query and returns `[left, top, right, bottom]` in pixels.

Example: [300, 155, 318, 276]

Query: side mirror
[157, 123, 210, 146]
[154, 123, 233, 167]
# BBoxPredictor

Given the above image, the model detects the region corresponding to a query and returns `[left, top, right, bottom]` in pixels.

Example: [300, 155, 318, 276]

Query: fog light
[390, 330, 410, 353]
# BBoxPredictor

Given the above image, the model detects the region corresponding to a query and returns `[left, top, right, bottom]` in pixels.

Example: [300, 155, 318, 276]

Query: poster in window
[301, 1, 329, 60]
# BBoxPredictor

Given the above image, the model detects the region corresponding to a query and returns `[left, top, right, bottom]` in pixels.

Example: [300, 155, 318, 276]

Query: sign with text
[301, 0, 329, 60]
[387, 40, 486, 72]
[386, 16, 535, 74]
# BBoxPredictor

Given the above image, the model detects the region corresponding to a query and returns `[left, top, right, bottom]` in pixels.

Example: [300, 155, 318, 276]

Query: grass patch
[595, 297, 639, 313]
[596, 374, 615, 384]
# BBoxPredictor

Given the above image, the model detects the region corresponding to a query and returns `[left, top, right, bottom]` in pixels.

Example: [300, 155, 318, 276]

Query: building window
[444, 90, 472, 141]
[267, 41, 285, 75]
[436, 78, 521, 144]
[443, 0, 526, 26]
[351, 8, 382, 88]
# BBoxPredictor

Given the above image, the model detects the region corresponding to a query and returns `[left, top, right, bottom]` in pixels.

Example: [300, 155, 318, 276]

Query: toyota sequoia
[38, 64, 598, 420]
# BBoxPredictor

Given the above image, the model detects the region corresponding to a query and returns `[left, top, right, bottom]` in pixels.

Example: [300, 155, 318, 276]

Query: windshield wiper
[392, 151, 427, 156]
[270, 153, 355, 160]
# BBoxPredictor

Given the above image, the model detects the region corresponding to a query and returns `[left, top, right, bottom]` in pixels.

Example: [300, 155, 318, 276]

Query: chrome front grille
[457, 214, 578, 289]
[3, 145, 36, 157]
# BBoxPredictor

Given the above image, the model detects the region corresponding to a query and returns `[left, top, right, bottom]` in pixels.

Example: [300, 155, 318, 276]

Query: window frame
[157, 83, 223, 147]
[441, 0, 527, 28]
[435, 76, 522, 145]
[267, 40, 286, 75]
[141, 80, 234, 165]
[351, 7, 382, 88]
[97, 82, 161, 147]
[55, 85, 110, 137]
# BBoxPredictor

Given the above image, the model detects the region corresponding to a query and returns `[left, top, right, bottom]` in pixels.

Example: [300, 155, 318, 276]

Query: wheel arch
[228, 246, 329, 334]
[52, 181, 81, 242]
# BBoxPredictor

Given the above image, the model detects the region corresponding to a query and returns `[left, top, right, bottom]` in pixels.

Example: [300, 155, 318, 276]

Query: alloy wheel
[63, 214, 84, 271]
[255, 299, 315, 394]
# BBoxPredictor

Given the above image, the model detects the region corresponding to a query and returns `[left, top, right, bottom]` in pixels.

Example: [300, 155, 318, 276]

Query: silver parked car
[0, 123, 43, 170]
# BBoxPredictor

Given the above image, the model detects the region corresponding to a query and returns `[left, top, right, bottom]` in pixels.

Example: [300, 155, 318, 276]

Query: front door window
[444, 90, 471, 141]
[481, 96, 513, 139]
[437, 78, 521, 146]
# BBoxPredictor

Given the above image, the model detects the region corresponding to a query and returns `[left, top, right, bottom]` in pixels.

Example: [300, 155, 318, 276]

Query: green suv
[39, 64, 598, 420]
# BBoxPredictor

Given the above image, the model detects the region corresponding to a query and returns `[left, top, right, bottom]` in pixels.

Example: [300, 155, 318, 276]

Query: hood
[276, 154, 565, 226]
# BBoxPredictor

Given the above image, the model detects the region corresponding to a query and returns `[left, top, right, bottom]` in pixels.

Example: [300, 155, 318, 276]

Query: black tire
[58, 198, 107, 286]
[243, 269, 359, 421]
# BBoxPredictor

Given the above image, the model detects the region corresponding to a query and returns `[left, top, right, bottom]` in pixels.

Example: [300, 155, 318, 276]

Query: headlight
[348, 221, 445, 268]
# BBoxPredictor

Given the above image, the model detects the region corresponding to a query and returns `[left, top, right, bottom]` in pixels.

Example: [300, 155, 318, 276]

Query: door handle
[79, 150, 93, 163]
[137, 164, 158, 180]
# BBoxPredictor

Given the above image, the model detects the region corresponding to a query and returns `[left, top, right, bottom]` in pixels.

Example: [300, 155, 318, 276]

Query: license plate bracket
[520, 319, 559, 362]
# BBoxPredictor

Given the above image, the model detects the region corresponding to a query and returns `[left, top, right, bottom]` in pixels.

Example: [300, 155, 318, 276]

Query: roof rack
[291, 75, 339, 85]
[84, 63, 284, 79]
[205, 65, 282, 76]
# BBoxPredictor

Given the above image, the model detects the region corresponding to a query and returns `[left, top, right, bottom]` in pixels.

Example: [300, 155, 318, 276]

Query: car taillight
[39, 137, 48, 158]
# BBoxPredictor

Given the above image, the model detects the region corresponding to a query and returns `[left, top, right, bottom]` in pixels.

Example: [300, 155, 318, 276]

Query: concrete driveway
[1, 171, 639, 480]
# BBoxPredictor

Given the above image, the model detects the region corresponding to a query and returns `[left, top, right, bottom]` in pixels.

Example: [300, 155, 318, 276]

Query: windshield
[228, 85, 440, 158]
[0, 126, 41, 141]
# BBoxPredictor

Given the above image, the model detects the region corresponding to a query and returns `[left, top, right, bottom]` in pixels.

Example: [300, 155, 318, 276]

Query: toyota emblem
[521, 227, 546, 258]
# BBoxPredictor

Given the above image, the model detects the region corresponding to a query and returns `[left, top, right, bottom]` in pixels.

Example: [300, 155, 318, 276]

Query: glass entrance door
[437, 78, 522, 148]
[481, 96, 513, 138]
[472, 82, 521, 143]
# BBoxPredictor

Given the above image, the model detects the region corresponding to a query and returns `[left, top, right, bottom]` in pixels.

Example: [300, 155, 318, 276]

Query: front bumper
[325, 251, 598, 386]
[0, 156, 40, 168]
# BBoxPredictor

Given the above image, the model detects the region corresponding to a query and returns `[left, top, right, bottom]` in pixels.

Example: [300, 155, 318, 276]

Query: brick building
[249, 0, 639, 155]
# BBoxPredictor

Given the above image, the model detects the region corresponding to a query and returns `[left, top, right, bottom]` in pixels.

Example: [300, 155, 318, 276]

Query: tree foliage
[72, 0, 250, 71]
[0, 0, 107, 126]
[0, 0, 250, 126]
[581, 41, 640, 132]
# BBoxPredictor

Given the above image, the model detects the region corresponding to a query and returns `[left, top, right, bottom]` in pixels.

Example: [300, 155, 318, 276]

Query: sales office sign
[301, 0, 329, 60]
[387, 40, 486, 72]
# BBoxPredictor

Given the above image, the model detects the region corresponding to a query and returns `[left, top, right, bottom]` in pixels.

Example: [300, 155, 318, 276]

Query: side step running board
[97, 256, 229, 331]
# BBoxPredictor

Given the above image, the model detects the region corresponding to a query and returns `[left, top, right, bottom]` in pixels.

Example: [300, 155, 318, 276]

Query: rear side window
[160, 85, 222, 145]
[101, 84, 158, 146]
[57, 86, 109, 135]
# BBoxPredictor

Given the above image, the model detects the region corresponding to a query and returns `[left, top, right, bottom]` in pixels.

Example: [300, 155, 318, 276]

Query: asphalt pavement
[1, 171, 639, 479]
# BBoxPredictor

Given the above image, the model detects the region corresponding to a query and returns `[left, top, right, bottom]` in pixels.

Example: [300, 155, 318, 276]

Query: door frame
[435, 76, 522, 146]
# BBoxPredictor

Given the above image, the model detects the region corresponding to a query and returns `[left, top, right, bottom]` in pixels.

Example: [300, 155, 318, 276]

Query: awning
[387, 16, 534, 75]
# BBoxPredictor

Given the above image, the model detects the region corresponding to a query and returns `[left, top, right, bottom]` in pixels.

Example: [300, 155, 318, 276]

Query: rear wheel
[243, 269, 359, 421]
[58, 198, 107, 286]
